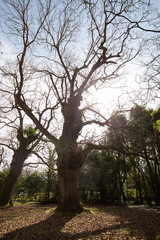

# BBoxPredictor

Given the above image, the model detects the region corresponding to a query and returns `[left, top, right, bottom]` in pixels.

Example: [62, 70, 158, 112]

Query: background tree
[128, 105, 160, 205]
[41, 148, 58, 203]
[152, 107, 160, 150]
[11, 170, 46, 202]
[23, 171, 45, 201]
[80, 150, 100, 203]
[0, 77, 43, 206]
[96, 113, 129, 204]
[87, 105, 160, 206]
[0, 118, 40, 205]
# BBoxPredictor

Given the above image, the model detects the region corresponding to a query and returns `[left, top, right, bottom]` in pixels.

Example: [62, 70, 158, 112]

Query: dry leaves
[0, 203, 160, 240]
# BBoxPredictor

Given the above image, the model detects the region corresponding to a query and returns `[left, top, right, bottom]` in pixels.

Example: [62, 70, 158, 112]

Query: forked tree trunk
[57, 165, 83, 213]
[0, 149, 30, 206]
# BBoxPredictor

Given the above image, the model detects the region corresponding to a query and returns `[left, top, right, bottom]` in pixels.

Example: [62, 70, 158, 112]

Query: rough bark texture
[55, 145, 84, 213]
[0, 149, 30, 206]
[55, 97, 84, 213]
[57, 166, 83, 213]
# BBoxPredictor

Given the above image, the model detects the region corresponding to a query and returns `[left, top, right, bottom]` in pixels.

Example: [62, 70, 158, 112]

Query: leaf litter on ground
[0, 203, 160, 240]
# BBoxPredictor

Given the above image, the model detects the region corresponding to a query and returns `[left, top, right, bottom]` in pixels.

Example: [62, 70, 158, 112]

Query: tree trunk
[0, 149, 30, 206]
[55, 98, 84, 213]
[57, 166, 83, 213]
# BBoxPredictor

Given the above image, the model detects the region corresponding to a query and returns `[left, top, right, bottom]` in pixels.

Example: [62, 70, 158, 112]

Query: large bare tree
[0, 0, 160, 213]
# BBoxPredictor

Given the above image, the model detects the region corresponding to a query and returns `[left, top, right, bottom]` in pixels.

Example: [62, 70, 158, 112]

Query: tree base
[56, 202, 84, 215]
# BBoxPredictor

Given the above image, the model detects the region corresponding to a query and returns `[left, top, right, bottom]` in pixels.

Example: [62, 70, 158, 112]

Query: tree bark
[55, 97, 85, 213]
[0, 149, 30, 206]
[57, 166, 83, 213]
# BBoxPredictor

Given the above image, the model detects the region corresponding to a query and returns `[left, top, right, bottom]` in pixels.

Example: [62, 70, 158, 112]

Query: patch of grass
[45, 207, 57, 214]
[116, 228, 130, 234]
[13, 200, 37, 205]
[156, 233, 160, 239]
[116, 228, 137, 236]
[99, 207, 120, 214]
[83, 204, 119, 214]
[83, 206, 100, 214]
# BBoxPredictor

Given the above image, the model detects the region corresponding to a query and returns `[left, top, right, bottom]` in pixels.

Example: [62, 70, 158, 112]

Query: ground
[0, 203, 160, 240]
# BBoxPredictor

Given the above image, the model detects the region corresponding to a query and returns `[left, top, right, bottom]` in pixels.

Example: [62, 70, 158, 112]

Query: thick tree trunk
[57, 166, 83, 213]
[55, 98, 84, 213]
[0, 149, 30, 206]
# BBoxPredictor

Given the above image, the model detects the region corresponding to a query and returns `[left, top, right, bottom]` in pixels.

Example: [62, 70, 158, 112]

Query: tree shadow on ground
[0, 209, 122, 240]
[1, 204, 160, 240]
[97, 204, 160, 240]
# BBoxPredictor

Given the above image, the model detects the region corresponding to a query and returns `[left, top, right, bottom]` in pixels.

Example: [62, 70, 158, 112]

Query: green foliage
[80, 149, 129, 204]
[0, 168, 9, 185]
[80, 150, 100, 203]
[154, 120, 160, 131]
[23, 125, 36, 137]
[98, 151, 128, 204]
[128, 105, 154, 153]
[24, 172, 45, 199]
[13, 171, 46, 201]
[151, 106, 160, 117]
[80, 105, 160, 206]
[43, 148, 58, 201]
[151, 106, 160, 131]
[13, 173, 26, 199]
[156, 233, 160, 240]
[12, 169, 58, 203]
[156, 120, 160, 128]
[45, 207, 57, 214]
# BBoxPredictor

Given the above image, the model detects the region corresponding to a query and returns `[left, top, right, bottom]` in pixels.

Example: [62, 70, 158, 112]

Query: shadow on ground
[0, 211, 121, 240]
[1, 204, 160, 240]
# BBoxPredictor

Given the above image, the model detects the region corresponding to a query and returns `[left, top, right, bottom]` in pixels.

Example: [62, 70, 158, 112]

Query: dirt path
[128, 204, 160, 214]
[0, 203, 160, 240]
